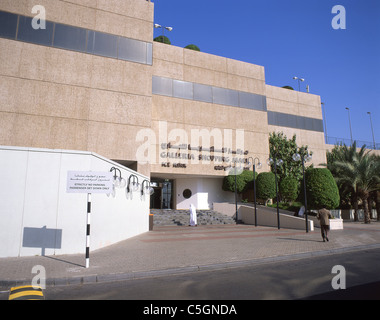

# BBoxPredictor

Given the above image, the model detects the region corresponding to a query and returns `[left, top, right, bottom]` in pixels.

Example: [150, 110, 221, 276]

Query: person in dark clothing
[317, 208, 333, 242]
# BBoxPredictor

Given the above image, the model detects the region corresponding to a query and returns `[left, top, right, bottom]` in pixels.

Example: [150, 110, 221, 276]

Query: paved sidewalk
[1, 222, 380, 290]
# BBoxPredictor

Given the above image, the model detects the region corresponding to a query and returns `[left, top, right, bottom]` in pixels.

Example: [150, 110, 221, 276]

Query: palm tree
[332, 147, 380, 223]
[327, 142, 366, 221]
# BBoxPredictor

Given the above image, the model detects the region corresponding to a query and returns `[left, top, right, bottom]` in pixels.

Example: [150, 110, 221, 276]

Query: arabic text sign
[67, 171, 113, 194]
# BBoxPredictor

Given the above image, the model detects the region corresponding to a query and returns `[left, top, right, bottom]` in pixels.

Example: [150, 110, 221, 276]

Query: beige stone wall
[266, 85, 327, 167]
[0, 1, 329, 179]
[0, 0, 154, 42]
[153, 42, 265, 95]
[151, 42, 270, 177]
[0, 0, 154, 176]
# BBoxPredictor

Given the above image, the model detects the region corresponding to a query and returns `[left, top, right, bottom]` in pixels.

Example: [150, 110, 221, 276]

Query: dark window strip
[267, 111, 324, 132]
[0, 10, 152, 65]
[152, 76, 267, 112]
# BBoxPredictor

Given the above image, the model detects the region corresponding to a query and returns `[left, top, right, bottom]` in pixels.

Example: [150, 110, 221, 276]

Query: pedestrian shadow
[277, 237, 323, 243]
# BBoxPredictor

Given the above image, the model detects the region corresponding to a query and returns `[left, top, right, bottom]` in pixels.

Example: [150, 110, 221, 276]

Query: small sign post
[67, 171, 113, 268]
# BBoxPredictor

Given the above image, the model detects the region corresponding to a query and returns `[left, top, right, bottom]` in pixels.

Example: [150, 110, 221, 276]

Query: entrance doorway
[150, 178, 174, 209]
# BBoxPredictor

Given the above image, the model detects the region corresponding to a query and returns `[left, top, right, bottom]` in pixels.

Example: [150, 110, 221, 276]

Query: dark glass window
[0, 11, 18, 40]
[173, 80, 193, 100]
[17, 15, 53, 46]
[118, 37, 147, 64]
[194, 83, 213, 103]
[87, 30, 118, 58]
[239, 92, 267, 111]
[152, 76, 173, 97]
[183, 189, 192, 199]
[53, 23, 87, 52]
[212, 87, 239, 107]
[146, 43, 153, 65]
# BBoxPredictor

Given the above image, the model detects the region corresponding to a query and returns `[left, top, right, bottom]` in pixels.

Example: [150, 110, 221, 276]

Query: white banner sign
[67, 171, 113, 194]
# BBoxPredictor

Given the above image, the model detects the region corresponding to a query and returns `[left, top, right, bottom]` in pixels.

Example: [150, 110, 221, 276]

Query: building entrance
[150, 178, 174, 209]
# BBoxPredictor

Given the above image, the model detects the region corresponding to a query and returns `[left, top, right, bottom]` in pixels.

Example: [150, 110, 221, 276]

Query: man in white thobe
[189, 204, 197, 226]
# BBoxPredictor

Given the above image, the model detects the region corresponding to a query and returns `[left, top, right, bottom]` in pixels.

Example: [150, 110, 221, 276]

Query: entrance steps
[150, 209, 235, 226]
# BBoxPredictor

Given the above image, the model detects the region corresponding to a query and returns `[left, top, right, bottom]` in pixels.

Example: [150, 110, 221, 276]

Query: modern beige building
[0, 0, 326, 210]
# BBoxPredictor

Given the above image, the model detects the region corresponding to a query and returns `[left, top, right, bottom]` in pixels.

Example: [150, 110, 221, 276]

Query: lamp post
[321, 102, 328, 144]
[293, 76, 304, 92]
[367, 112, 376, 150]
[154, 23, 173, 43]
[247, 157, 262, 227]
[141, 179, 154, 197]
[108, 167, 126, 197]
[127, 174, 140, 196]
[110, 167, 126, 188]
[229, 161, 243, 225]
[345, 107, 353, 145]
[267, 155, 283, 229]
[292, 152, 312, 233]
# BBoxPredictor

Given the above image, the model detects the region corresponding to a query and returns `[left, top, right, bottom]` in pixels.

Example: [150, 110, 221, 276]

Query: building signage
[159, 143, 249, 171]
[66, 171, 113, 194]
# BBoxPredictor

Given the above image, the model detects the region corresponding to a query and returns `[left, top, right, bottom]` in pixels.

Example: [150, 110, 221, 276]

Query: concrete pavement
[1, 221, 380, 290]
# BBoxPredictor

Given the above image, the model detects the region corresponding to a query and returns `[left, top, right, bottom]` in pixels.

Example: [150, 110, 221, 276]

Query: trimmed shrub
[222, 170, 255, 194]
[185, 44, 200, 51]
[305, 168, 340, 209]
[280, 176, 299, 203]
[154, 36, 171, 44]
[256, 172, 276, 204]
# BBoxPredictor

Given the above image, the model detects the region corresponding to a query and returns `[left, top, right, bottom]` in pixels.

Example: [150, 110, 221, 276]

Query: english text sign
[66, 171, 113, 194]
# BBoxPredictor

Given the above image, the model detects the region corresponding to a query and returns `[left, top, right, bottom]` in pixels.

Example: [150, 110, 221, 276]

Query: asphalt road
[39, 247, 380, 301]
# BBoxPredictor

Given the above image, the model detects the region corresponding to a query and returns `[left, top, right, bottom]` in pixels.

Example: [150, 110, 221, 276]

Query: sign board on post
[66, 171, 113, 194]
[66, 171, 114, 268]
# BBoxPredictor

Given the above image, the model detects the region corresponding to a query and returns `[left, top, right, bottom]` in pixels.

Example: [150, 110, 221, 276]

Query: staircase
[150, 209, 235, 226]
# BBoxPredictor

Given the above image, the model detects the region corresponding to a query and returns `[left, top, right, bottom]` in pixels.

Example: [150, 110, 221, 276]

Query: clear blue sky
[153, 0, 380, 148]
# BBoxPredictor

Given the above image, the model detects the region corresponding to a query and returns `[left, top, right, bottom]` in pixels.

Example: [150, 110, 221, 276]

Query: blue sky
[153, 0, 380, 148]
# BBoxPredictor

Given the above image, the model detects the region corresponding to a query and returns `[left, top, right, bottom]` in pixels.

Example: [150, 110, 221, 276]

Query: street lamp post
[229, 161, 243, 225]
[292, 153, 312, 233]
[345, 107, 353, 145]
[367, 112, 376, 150]
[248, 157, 262, 227]
[154, 23, 173, 43]
[293, 76, 304, 92]
[267, 155, 283, 229]
[321, 102, 328, 144]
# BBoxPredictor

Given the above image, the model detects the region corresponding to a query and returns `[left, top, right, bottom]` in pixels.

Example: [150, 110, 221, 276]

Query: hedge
[305, 168, 340, 209]
[256, 172, 276, 202]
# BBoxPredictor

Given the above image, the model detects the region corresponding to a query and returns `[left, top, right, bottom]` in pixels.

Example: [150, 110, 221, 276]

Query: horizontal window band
[152, 76, 268, 112]
[153, 77, 323, 133]
[267, 111, 324, 132]
[0, 10, 152, 65]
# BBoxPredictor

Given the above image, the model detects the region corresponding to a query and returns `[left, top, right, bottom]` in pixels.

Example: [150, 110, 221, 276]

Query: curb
[2, 243, 380, 290]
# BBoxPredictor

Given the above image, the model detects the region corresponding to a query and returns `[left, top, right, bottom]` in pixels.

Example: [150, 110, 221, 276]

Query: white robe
[189, 204, 197, 226]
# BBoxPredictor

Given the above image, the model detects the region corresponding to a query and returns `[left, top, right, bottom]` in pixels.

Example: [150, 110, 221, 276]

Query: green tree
[279, 176, 299, 204]
[256, 172, 276, 205]
[154, 35, 171, 44]
[327, 142, 380, 222]
[184, 44, 200, 51]
[332, 150, 380, 223]
[222, 170, 255, 194]
[269, 132, 312, 183]
[305, 168, 340, 209]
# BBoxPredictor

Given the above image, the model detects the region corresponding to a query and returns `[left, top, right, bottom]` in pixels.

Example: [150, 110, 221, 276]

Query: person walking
[317, 207, 333, 242]
[189, 204, 197, 227]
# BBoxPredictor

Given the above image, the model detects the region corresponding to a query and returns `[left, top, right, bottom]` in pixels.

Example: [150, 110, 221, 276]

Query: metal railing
[326, 136, 380, 150]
